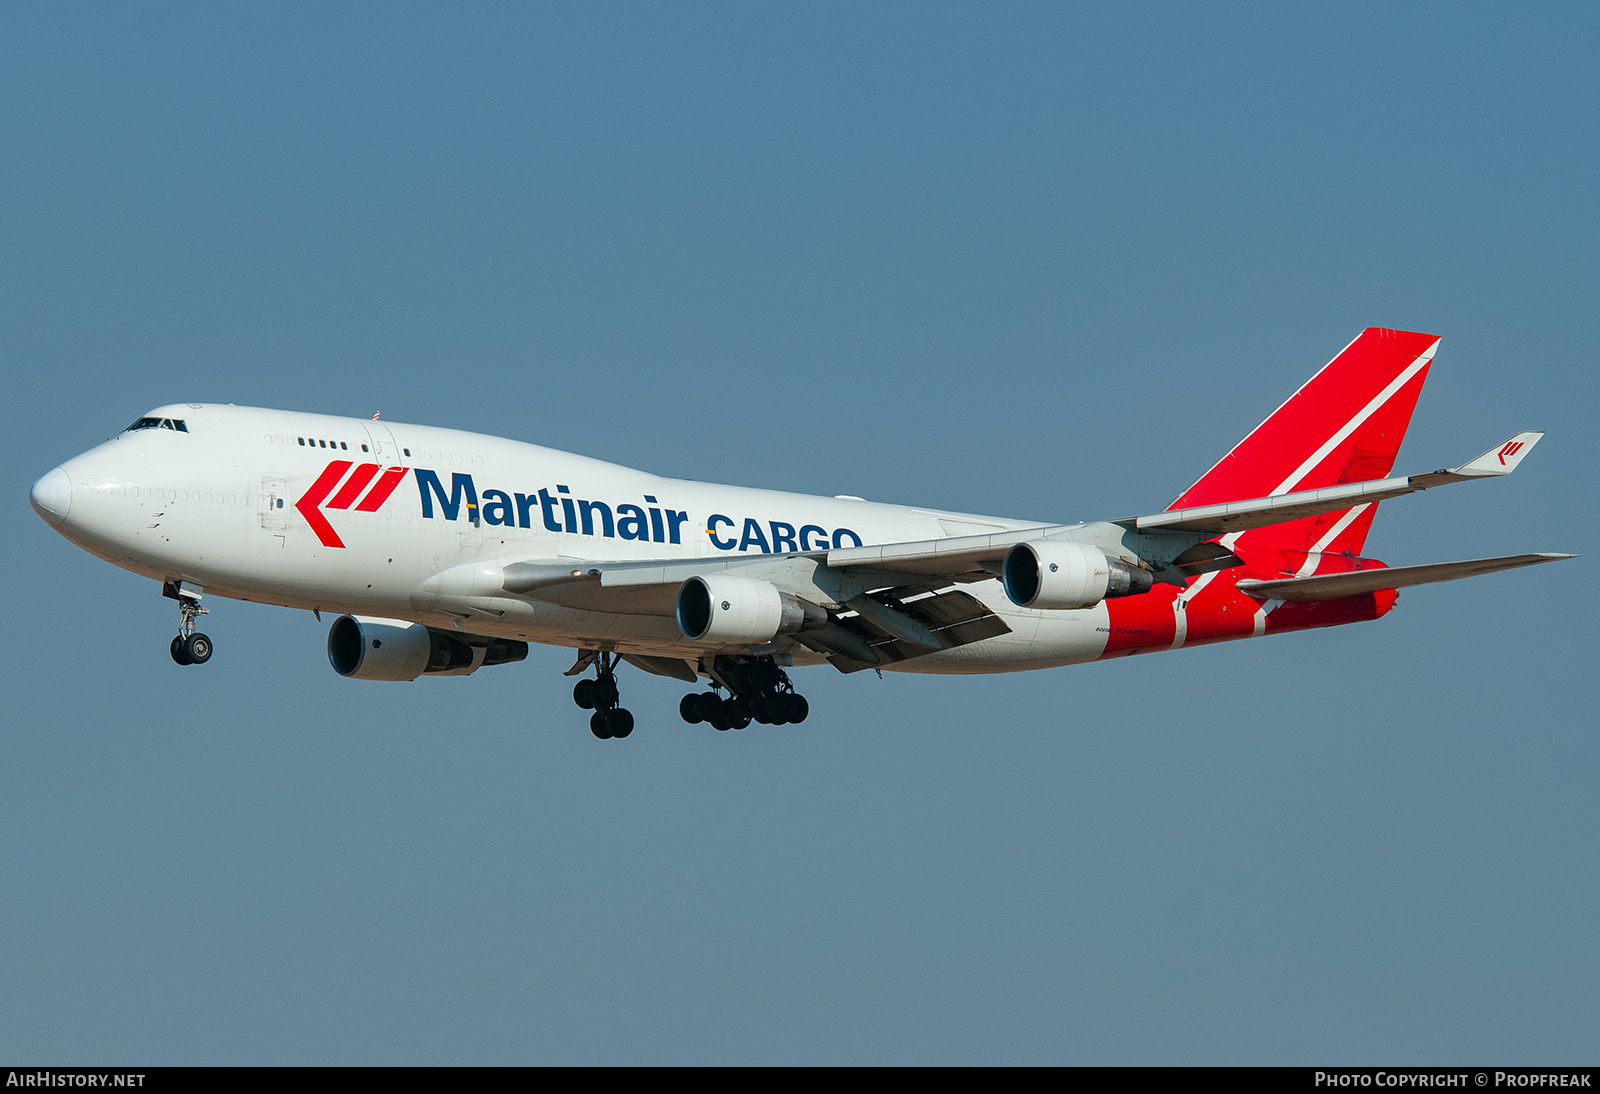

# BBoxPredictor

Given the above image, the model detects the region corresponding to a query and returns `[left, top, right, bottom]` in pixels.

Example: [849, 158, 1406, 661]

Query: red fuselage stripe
[354, 466, 410, 512]
[324, 463, 380, 510]
[294, 460, 354, 548]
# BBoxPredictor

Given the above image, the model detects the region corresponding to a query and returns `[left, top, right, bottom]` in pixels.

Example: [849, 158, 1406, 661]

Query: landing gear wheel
[580, 653, 633, 738]
[679, 694, 703, 724]
[183, 632, 212, 664]
[606, 708, 634, 739]
[695, 692, 723, 724]
[573, 679, 597, 709]
[703, 655, 808, 733]
[169, 586, 211, 666]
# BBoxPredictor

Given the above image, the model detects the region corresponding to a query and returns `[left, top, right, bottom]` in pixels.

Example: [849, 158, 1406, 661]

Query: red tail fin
[1169, 327, 1439, 554]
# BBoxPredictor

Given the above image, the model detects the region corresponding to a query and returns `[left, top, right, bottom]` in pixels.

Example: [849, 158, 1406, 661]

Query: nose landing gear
[165, 580, 213, 666]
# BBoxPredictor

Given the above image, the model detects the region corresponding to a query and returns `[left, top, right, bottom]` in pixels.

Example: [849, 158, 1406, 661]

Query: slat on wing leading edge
[825, 525, 1059, 577]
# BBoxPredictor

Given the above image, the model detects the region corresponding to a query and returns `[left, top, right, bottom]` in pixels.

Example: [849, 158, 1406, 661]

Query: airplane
[28, 327, 1573, 739]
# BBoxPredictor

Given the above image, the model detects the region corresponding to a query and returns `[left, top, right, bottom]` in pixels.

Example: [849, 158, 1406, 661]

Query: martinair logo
[295, 461, 411, 548]
[1498, 440, 1525, 465]
[295, 459, 864, 554]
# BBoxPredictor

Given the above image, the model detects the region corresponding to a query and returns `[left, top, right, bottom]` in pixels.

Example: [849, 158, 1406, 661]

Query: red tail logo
[295, 461, 410, 548]
[1498, 441, 1525, 465]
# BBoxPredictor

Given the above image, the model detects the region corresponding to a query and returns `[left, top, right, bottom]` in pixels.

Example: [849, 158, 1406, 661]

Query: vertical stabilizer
[1168, 327, 1439, 554]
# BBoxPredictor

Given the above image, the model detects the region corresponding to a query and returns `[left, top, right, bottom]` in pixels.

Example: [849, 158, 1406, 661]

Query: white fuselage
[36, 404, 1117, 674]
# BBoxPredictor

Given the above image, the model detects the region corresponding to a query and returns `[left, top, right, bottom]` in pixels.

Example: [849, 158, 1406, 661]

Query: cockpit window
[123, 417, 188, 434]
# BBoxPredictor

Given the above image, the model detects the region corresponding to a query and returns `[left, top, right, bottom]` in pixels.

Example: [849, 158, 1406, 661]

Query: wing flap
[802, 589, 1012, 673]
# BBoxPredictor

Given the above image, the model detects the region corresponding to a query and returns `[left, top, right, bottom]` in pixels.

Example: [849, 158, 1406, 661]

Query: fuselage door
[260, 477, 291, 530]
[363, 421, 401, 462]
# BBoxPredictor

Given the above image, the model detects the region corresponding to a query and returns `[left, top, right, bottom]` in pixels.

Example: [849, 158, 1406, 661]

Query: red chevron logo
[1498, 440, 1525, 465]
[295, 461, 410, 548]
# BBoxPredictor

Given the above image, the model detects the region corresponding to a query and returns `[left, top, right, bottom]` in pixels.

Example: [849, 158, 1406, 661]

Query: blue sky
[3, 4, 1595, 1064]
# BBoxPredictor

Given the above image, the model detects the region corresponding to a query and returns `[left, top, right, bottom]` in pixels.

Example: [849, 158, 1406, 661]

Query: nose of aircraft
[30, 466, 72, 527]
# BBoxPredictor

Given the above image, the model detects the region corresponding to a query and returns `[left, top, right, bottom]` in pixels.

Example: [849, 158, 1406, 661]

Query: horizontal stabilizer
[1235, 552, 1575, 602]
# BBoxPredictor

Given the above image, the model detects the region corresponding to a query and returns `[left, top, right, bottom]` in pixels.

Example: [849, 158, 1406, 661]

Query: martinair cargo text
[30, 328, 1572, 738]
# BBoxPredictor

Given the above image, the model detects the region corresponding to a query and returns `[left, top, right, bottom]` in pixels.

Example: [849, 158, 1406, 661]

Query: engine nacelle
[326, 615, 528, 681]
[1001, 540, 1154, 610]
[675, 575, 826, 644]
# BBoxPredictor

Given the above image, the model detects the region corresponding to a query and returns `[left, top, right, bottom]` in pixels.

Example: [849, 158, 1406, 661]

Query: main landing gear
[564, 651, 812, 739]
[679, 656, 810, 732]
[572, 651, 635, 740]
[165, 580, 214, 666]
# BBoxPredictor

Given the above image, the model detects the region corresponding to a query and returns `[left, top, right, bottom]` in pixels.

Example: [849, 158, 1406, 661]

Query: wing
[499, 553, 1019, 672]
[1125, 431, 1545, 536]
[459, 432, 1553, 671]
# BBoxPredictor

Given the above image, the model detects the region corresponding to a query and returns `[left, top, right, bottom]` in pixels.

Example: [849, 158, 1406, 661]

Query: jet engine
[1001, 540, 1154, 610]
[675, 575, 827, 644]
[326, 615, 528, 681]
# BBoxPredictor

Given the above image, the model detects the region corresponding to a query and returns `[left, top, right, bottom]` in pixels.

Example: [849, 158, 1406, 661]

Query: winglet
[1455, 431, 1543, 477]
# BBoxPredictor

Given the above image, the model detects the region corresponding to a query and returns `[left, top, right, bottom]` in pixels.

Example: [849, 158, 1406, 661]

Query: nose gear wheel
[167, 585, 214, 666]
